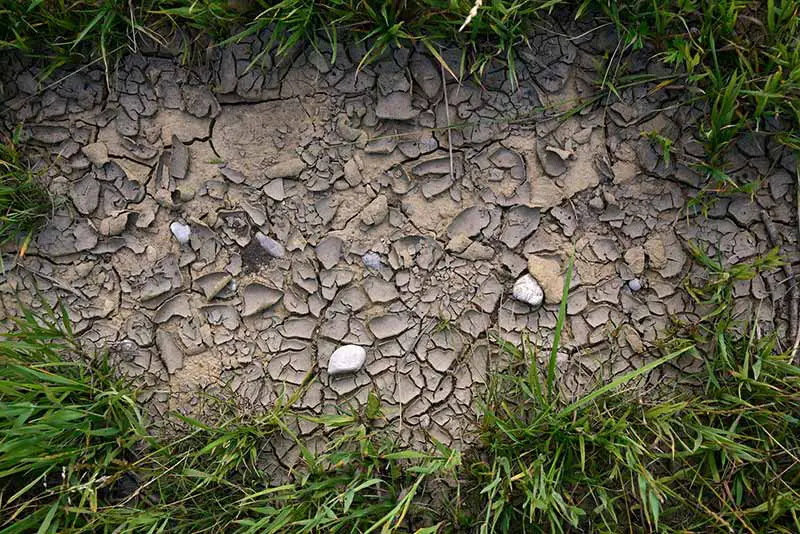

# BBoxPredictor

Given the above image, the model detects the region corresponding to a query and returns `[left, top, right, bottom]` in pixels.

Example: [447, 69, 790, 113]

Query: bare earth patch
[1, 24, 795, 462]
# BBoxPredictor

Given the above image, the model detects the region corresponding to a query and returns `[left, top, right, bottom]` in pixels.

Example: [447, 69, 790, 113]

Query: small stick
[762, 208, 800, 360]
[794, 173, 800, 362]
[440, 57, 454, 184]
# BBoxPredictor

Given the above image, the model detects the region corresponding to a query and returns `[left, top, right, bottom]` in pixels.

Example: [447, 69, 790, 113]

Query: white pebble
[327, 345, 367, 376]
[170, 222, 191, 244]
[512, 274, 544, 308]
[628, 278, 642, 292]
[362, 252, 382, 269]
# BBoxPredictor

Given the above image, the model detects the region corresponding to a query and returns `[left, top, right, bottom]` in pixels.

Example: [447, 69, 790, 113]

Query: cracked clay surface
[1, 21, 797, 462]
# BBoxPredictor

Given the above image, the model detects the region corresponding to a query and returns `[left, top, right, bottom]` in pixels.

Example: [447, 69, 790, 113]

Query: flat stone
[81, 142, 109, 166]
[527, 255, 564, 304]
[376, 92, 418, 121]
[327, 345, 367, 376]
[242, 283, 283, 316]
[315, 236, 344, 269]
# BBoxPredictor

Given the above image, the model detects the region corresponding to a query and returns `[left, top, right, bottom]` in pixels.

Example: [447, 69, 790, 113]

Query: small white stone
[362, 252, 382, 269]
[170, 222, 191, 244]
[628, 278, 642, 292]
[327, 344, 367, 376]
[512, 274, 544, 308]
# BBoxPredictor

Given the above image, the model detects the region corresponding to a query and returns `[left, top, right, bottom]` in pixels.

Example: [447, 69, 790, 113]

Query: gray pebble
[628, 278, 642, 292]
[256, 232, 286, 258]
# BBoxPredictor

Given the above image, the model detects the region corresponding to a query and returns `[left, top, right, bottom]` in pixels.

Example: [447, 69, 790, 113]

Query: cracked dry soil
[1, 21, 797, 465]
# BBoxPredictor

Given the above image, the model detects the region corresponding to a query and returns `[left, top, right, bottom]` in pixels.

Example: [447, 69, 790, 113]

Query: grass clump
[0, 305, 144, 532]
[0, 305, 458, 533]
[3, 2, 797, 192]
[3, 251, 797, 533]
[468, 249, 800, 533]
[0, 128, 51, 252]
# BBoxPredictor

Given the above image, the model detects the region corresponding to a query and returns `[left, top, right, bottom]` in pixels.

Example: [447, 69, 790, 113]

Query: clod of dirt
[623, 246, 646, 275]
[527, 255, 564, 304]
[376, 92, 418, 121]
[315, 236, 344, 269]
[81, 142, 109, 166]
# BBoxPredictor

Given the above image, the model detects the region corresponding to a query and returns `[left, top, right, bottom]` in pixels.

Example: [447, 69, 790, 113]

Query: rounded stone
[628, 278, 642, 292]
[170, 221, 191, 244]
[512, 274, 544, 308]
[327, 345, 367, 376]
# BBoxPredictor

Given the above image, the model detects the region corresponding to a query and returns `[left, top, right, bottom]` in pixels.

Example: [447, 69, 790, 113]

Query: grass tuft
[0, 127, 52, 253]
